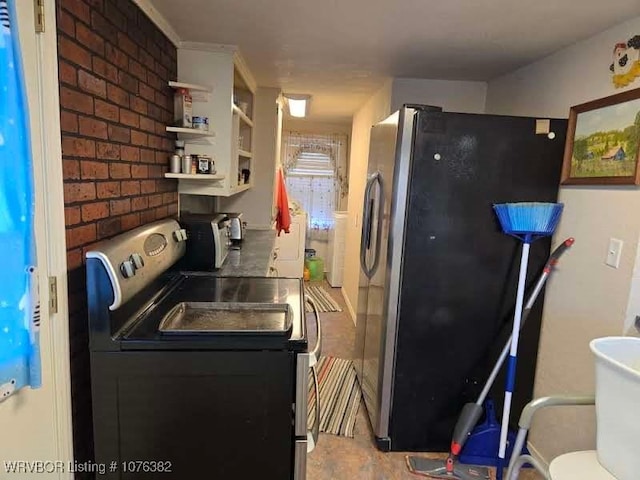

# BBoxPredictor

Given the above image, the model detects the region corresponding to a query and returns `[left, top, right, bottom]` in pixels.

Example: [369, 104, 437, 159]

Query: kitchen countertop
[215, 229, 276, 277]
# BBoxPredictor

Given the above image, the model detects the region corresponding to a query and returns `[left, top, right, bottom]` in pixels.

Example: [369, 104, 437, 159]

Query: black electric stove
[85, 219, 320, 480]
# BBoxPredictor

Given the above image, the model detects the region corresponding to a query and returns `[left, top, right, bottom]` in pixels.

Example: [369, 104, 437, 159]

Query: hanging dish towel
[0, 0, 41, 403]
[275, 168, 291, 236]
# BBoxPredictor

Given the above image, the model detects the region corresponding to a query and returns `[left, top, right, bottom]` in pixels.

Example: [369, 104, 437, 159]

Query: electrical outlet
[606, 238, 623, 269]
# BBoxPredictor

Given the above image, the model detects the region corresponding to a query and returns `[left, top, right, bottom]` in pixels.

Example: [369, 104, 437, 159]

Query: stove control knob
[130, 253, 145, 269]
[120, 260, 136, 279]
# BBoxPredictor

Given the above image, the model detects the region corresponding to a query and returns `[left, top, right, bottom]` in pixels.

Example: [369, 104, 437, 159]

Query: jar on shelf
[169, 154, 181, 173]
[181, 154, 192, 174]
[175, 140, 185, 158]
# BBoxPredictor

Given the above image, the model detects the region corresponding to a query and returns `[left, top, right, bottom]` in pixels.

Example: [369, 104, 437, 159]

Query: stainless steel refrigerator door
[360, 170, 385, 423]
[354, 171, 379, 381]
[360, 108, 418, 439]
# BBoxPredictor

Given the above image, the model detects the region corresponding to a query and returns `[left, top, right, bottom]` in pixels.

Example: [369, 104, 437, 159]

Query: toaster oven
[181, 213, 230, 270]
[226, 212, 246, 243]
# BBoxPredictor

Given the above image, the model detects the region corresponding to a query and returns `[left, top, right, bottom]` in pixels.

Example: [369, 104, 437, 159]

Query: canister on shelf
[174, 140, 185, 157]
[181, 154, 192, 174]
[174, 88, 192, 128]
[196, 155, 211, 174]
[169, 154, 181, 173]
[192, 116, 209, 131]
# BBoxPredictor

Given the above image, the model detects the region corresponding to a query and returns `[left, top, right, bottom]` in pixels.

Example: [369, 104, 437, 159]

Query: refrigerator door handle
[365, 198, 374, 250]
[360, 175, 375, 275]
[368, 173, 385, 277]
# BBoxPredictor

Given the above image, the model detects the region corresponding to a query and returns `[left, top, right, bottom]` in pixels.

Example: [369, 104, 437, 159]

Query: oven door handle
[308, 364, 320, 453]
[307, 298, 322, 368]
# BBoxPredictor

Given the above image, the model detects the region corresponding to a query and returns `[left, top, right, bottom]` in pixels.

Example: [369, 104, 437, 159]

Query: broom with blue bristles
[492, 202, 564, 480]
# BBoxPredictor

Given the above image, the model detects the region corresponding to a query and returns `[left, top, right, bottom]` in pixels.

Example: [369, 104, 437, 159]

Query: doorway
[0, 1, 72, 478]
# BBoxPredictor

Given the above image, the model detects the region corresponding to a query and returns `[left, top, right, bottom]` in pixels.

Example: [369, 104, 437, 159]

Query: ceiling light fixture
[284, 94, 311, 118]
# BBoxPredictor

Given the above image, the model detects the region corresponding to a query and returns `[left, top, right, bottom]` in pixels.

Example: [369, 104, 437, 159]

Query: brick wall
[56, 0, 178, 466]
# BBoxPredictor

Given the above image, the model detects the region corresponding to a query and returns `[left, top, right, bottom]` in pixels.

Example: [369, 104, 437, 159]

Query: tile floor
[305, 282, 543, 480]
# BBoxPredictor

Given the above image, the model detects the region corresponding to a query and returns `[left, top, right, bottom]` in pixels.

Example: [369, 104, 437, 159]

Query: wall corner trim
[178, 42, 257, 92]
[341, 286, 357, 326]
[180, 41, 238, 53]
[132, 0, 182, 47]
[527, 439, 550, 472]
[233, 51, 257, 92]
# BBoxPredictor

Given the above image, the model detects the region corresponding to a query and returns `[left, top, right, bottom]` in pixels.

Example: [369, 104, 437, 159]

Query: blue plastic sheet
[0, 0, 40, 402]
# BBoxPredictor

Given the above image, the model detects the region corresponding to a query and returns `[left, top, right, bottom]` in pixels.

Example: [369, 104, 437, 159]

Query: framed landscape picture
[562, 88, 640, 185]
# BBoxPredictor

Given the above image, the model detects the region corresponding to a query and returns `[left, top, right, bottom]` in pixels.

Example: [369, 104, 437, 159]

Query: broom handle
[497, 242, 531, 480]
[477, 237, 574, 406]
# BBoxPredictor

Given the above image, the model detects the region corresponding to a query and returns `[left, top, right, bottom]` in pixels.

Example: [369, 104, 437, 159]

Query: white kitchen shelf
[168, 81, 211, 93]
[175, 50, 255, 197]
[164, 173, 225, 180]
[167, 173, 229, 196]
[166, 127, 215, 143]
[232, 183, 252, 194]
[232, 104, 254, 127]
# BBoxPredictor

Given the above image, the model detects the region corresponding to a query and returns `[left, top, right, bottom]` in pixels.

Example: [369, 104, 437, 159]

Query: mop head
[493, 202, 563, 237]
[406, 456, 490, 480]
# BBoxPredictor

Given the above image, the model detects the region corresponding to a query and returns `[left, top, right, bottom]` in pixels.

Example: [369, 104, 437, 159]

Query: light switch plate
[606, 238, 623, 268]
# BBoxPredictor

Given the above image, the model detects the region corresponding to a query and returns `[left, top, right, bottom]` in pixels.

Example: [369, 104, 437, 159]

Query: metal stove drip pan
[158, 302, 293, 336]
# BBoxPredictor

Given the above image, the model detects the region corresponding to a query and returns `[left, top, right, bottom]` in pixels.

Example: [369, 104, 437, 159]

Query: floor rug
[308, 356, 362, 437]
[305, 285, 343, 313]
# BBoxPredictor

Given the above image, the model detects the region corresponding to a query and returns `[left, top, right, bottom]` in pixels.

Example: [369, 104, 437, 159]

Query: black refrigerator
[354, 105, 567, 452]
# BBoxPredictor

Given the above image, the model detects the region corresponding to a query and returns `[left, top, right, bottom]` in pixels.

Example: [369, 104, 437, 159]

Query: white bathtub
[590, 336, 640, 480]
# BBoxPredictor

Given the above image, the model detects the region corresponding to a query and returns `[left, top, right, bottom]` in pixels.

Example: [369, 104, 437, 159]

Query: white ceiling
[150, 0, 640, 123]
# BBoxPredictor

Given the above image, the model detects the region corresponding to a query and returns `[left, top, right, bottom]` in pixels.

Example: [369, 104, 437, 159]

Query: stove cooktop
[117, 275, 306, 351]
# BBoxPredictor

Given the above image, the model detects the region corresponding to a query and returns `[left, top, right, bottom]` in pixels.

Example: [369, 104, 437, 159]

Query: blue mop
[492, 202, 564, 480]
[407, 237, 574, 480]
[0, 0, 41, 402]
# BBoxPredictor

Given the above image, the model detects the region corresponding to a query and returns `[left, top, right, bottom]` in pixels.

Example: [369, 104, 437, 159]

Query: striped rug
[305, 285, 343, 313]
[308, 356, 362, 437]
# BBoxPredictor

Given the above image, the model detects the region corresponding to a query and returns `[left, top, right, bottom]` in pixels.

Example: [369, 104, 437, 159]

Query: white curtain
[281, 131, 349, 260]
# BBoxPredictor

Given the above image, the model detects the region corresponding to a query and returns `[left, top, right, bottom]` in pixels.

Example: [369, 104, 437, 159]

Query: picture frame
[561, 88, 640, 185]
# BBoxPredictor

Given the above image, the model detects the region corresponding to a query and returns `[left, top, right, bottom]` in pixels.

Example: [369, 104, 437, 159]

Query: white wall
[486, 15, 640, 464]
[391, 78, 487, 114]
[219, 88, 281, 228]
[343, 80, 393, 320]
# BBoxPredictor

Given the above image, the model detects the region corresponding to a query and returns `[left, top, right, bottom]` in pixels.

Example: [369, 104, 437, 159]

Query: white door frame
[40, 0, 73, 466]
[24, 0, 73, 471]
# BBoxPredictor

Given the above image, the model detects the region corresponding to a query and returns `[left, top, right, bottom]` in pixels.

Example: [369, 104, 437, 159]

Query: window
[282, 132, 348, 231]
[287, 151, 334, 177]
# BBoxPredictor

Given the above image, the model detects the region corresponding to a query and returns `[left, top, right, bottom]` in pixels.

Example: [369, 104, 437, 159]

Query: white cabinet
[274, 213, 307, 278]
[169, 46, 257, 197]
[327, 211, 348, 287]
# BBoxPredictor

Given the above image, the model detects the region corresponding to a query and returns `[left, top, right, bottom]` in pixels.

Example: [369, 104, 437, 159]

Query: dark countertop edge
[214, 229, 276, 277]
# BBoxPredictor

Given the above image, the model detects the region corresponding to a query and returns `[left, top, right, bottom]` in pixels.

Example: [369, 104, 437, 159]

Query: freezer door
[388, 112, 566, 450]
[361, 108, 418, 440]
